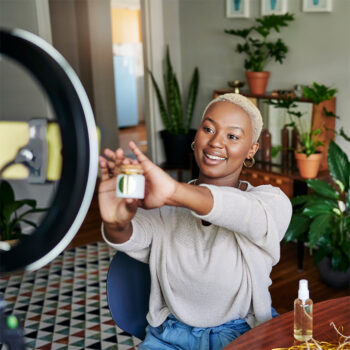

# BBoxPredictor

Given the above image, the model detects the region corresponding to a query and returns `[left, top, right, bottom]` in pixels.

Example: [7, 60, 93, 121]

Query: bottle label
[118, 175, 136, 194]
[116, 174, 145, 199]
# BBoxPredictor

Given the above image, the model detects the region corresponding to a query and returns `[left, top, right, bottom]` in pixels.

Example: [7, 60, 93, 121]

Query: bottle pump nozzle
[298, 279, 309, 301]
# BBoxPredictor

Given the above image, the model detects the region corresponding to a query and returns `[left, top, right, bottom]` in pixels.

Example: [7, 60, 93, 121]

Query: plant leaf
[147, 69, 172, 131]
[166, 47, 180, 134]
[185, 67, 199, 133]
[302, 82, 337, 104]
[21, 219, 38, 228]
[306, 179, 339, 200]
[308, 214, 333, 249]
[284, 214, 310, 242]
[0, 180, 15, 206]
[291, 195, 309, 206]
[303, 202, 335, 219]
[331, 248, 349, 272]
[328, 141, 350, 192]
[339, 127, 350, 142]
[322, 107, 339, 119]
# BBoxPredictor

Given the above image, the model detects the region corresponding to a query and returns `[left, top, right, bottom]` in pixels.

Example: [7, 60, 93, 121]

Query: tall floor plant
[148, 46, 199, 135]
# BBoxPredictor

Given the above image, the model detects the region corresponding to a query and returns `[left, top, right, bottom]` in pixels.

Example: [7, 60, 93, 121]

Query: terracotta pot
[295, 152, 322, 179]
[245, 71, 270, 95]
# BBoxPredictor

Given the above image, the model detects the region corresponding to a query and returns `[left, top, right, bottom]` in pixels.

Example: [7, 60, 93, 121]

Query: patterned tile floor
[0, 242, 141, 350]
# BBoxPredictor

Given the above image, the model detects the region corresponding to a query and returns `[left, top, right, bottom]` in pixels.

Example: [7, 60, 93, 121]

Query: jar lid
[120, 164, 143, 174]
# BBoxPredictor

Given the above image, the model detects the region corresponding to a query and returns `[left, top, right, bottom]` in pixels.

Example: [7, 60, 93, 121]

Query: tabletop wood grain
[224, 296, 350, 349]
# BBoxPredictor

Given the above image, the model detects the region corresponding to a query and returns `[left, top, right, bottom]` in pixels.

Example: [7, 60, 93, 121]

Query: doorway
[110, 0, 147, 157]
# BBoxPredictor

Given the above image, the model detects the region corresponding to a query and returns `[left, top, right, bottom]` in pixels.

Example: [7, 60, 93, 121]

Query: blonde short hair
[201, 93, 263, 143]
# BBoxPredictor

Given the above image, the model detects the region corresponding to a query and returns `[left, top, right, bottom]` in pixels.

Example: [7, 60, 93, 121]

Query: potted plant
[285, 141, 350, 288]
[148, 47, 199, 168]
[296, 82, 338, 177]
[0, 180, 47, 250]
[266, 83, 337, 178]
[225, 13, 294, 95]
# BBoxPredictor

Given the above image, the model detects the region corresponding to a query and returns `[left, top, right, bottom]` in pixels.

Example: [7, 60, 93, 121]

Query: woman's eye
[228, 134, 239, 140]
[203, 126, 214, 133]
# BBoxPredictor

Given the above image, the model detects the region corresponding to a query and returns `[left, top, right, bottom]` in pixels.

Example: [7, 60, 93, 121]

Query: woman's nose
[209, 132, 224, 148]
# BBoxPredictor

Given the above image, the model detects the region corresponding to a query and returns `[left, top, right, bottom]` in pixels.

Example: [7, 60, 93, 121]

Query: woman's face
[194, 101, 259, 185]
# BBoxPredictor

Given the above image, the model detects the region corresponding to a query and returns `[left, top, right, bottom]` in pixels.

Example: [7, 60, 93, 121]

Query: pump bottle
[294, 279, 313, 341]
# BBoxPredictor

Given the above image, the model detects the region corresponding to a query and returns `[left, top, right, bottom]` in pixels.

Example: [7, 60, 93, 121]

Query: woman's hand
[128, 141, 179, 209]
[98, 147, 139, 228]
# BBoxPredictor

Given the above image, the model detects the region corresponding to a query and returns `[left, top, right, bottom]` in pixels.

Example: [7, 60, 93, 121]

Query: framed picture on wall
[226, 0, 250, 18]
[261, 0, 287, 15]
[303, 0, 332, 12]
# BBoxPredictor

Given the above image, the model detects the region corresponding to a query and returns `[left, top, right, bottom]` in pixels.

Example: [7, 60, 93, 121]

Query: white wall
[49, 0, 119, 152]
[178, 0, 350, 156]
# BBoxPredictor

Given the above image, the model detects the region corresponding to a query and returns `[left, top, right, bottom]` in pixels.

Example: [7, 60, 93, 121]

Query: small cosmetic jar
[116, 164, 145, 199]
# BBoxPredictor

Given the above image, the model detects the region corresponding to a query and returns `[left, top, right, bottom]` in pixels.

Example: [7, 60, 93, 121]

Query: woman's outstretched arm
[129, 141, 214, 216]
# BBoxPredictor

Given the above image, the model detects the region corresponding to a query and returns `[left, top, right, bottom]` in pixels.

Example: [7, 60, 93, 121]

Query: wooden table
[224, 296, 350, 349]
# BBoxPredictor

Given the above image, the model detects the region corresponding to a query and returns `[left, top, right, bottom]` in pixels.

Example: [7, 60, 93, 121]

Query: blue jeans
[138, 308, 279, 350]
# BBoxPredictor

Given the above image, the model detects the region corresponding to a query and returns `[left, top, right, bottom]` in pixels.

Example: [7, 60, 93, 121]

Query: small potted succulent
[0, 180, 47, 250]
[285, 141, 350, 288]
[148, 46, 199, 167]
[225, 13, 294, 95]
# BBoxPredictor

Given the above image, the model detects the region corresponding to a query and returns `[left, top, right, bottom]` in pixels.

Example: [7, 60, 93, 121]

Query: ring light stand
[0, 28, 99, 347]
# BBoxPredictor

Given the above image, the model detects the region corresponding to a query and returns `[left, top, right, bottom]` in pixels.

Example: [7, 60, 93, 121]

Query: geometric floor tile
[0, 242, 141, 349]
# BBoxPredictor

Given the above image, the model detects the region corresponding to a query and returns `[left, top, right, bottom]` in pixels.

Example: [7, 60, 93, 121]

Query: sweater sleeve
[101, 207, 161, 263]
[191, 184, 292, 244]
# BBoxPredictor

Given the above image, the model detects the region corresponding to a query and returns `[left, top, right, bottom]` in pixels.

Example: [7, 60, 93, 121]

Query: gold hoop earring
[243, 157, 255, 168]
[191, 141, 195, 151]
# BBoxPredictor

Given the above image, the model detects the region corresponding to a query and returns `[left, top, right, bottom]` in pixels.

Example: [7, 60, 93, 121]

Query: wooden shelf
[214, 89, 311, 102]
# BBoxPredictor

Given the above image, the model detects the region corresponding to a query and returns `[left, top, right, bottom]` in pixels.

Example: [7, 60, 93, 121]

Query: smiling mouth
[204, 152, 227, 161]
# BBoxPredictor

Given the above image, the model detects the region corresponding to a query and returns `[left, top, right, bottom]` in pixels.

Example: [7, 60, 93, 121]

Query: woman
[98, 93, 292, 349]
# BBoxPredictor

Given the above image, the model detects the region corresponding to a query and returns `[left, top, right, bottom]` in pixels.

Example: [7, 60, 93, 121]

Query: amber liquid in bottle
[294, 288, 313, 341]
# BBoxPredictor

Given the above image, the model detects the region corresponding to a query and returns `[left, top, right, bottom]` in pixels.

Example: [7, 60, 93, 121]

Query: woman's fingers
[99, 156, 110, 181]
[102, 145, 144, 179]
[129, 141, 149, 164]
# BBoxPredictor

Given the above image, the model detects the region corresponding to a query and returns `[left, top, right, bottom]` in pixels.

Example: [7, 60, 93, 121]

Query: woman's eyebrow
[203, 117, 215, 124]
[228, 126, 245, 134]
[204, 117, 245, 134]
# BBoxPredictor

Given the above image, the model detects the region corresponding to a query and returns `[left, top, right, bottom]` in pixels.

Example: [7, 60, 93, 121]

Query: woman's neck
[197, 173, 240, 188]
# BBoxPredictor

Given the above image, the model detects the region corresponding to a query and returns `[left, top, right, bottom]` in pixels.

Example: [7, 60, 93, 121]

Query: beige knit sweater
[102, 182, 292, 328]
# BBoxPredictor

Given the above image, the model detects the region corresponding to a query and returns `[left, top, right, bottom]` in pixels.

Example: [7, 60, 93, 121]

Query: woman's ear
[248, 142, 259, 159]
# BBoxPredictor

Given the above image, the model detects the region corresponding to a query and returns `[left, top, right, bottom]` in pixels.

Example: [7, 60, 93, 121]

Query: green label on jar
[118, 175, 136, 194]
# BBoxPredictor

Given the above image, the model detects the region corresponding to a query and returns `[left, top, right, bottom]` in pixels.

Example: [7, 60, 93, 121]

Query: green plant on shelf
[266, 97, 322, 157]
[265, 82, 338, 157]
[225, 13, 295, 72]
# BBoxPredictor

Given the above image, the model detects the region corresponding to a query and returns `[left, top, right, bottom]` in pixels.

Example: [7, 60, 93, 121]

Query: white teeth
[205, 153, 226, 161]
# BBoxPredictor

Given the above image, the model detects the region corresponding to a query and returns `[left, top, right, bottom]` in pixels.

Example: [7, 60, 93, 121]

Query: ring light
[0, 29, 99, 274]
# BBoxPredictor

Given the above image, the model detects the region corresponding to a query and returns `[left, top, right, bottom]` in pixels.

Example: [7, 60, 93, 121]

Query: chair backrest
[106, 251, 151, 340]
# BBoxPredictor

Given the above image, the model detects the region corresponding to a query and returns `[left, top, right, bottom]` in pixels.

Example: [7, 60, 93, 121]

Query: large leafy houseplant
[148, 47, 199, 135]
[225, 13, 294, 95]
[0, 180, 47, 242]
[285, 141, 350, 275]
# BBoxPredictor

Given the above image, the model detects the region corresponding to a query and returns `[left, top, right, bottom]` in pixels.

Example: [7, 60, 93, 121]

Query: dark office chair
[106, 251, 151, 340]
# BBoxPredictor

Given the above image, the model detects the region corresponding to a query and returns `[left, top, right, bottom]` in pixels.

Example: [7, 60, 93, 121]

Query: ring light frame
[0, 29, 99, 274]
